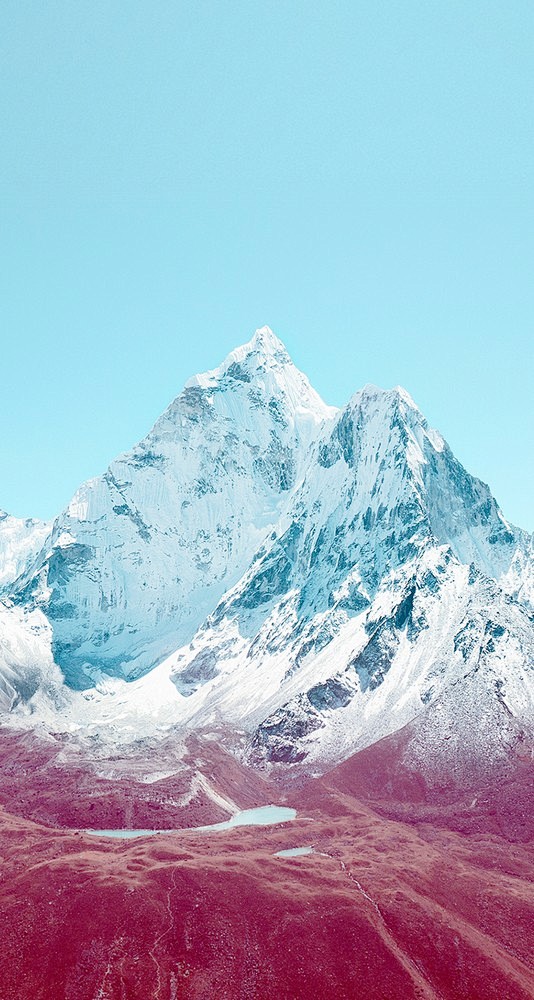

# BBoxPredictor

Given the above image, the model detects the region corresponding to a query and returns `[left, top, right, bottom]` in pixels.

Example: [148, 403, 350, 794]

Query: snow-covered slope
[0, 511, 51, 594]
[0, 601, 62, 714]
[1, 327, 532, 769]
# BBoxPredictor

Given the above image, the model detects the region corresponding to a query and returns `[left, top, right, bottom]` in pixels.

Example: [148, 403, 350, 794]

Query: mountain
[0, 327, 532, 775]
[5, 327, 335, 691]
[156, 381, 533, 769]
[1, 327, 533, 1000]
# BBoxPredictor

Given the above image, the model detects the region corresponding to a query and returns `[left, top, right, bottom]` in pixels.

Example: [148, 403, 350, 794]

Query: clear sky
[1, 1, 532, 529]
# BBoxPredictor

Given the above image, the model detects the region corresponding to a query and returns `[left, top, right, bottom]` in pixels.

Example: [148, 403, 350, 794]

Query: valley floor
[0, 726, 533, 1000]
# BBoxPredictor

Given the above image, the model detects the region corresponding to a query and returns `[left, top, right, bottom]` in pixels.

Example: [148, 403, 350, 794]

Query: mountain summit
[0, 328, 532, 774]
[3, 329, 337, 691]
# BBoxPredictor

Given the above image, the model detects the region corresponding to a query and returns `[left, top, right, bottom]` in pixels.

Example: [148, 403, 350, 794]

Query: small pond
[274, 846, 313, 858]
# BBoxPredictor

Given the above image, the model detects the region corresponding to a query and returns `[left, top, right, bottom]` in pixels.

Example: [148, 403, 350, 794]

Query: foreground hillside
[0, 726, 532, 1000]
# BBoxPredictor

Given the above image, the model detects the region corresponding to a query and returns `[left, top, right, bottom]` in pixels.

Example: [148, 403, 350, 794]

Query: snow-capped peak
[181, 327, 337, 427]
[5, 329, 340, 689]
[187, 326, 290, 391]
[0, 325, 532, 770]
[248, 324, 288, 355]
[347, 382, 420, 416]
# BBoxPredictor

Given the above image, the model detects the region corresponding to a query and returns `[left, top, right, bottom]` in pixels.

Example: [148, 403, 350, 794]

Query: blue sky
[1, 1, 532, 528]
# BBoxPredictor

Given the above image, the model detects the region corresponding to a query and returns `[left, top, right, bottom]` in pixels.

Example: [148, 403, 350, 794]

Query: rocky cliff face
[0, 328, 532, 768]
